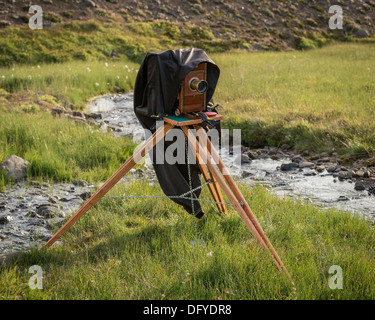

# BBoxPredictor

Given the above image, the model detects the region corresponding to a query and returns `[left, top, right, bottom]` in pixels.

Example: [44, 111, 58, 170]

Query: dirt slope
[0, 0, 374, 50]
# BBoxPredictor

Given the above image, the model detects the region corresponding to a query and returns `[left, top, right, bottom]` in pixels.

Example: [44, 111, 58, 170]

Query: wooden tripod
[44, 115, 291, 279]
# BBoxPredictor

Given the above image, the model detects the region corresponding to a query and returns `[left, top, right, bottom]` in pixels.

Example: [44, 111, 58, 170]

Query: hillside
[1, 0, 374, 52]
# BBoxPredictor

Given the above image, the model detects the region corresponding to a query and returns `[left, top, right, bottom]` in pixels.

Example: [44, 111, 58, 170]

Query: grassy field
[214, 42, 375, 157]
[1, 181, 374, 300]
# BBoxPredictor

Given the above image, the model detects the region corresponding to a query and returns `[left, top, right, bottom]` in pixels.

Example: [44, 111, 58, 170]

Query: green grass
[0, 111, 136, 190]
[0, 21, 248, 68]
[1, 42, 374, 156]
[212, 42, 375, 157]
[0, 59, 139, 109]
[1, 181, 374, 299]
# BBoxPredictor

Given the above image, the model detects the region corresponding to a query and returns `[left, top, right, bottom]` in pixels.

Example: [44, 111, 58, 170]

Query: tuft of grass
[0, 181, 374, 299]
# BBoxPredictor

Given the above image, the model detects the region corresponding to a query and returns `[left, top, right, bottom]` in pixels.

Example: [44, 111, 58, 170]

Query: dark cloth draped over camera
[134, 48, 220, 215]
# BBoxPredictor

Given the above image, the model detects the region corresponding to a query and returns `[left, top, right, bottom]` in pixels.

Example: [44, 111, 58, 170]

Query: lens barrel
[189, 78, 208, 93]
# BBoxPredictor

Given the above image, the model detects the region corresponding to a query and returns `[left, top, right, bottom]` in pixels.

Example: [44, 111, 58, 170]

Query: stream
[86, 92, 375, 221]
[1, 92, 374, 255]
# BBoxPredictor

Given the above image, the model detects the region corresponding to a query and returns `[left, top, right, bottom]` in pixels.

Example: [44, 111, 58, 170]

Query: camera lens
[190, 78, 208, 93]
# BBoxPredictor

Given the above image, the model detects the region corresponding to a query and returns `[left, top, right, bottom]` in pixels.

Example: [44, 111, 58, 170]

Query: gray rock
[292, 155, 304, 163]
[247, 151, 258, 159]
[280, 144, 291, 151]
[36, 204, 59, 218]
[299, 161, 315, 169]
[0, 215, 12, 224]
[338, 195, 350, 201]
[326, 165, 336, 173]
[79, 192, 92, 201]
[304, 170, 316, 176]
[316, 165, 325, 172]
[354, 170, 365, 178]
[354, 182, 366, 191]
[72, 111, 85, 118]
[0, 20, 11, 28]
[280, 162, 298, 171]
[241, 170, 253, 178]
[0, 155, 31, 181]
[48, 195, 59, 204]
[85, 113, 102, 120]
[338, 171, 352, 180]
[72, 179, 88, 186]
[354, 28, 369, 38]
[318, 157, 330, 163]
[82, 0, 97, 8]
[239, 154, 251, 164]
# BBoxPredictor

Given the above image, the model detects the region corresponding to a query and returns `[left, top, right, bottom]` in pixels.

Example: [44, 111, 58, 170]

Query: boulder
[354, 28, 369, 38]
[0, 155, 30, 181]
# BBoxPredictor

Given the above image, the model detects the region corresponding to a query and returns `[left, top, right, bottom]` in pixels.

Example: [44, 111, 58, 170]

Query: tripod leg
[181, 126, 281, 269]
[194, 130, 228, 214]
[208, 170, 228, 214]
[45, 123, 175, 248]
[194, 127, 290, 277]
[195, 150, 225, 213]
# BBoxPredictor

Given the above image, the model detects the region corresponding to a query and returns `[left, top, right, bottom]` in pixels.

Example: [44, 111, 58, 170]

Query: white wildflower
[105, 62, 109, 67]
[87, 67, 91, 72]
[95, 82, 99, 86]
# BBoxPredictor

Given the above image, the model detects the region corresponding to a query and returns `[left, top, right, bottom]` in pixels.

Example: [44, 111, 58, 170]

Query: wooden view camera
[175, 63, 208, 115]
